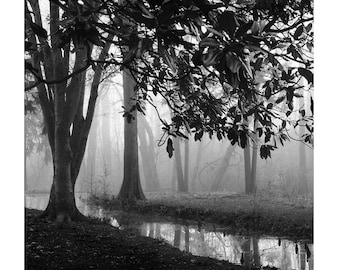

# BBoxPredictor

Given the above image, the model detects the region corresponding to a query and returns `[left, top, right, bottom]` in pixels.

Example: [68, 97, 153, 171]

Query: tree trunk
[244, 140, 252, 194]
[87, 112, 99, 194]
[174, 137, 186, 193]
[27, 1, 112, 222]
[184, 138, 189, 192]
[250, 120, 258, 193]
[117, 70, 145, 200]
[210, 144, 235, 192]
[298, 94, 308, 194]
[100, 92, 113, 177]
[190, 137, 204, 192]
[138, 115, 160, 191]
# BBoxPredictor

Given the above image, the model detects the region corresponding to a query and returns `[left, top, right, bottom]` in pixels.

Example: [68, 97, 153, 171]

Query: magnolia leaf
[166, 138, 174, 158]
[293, 24, 304, 40]
[30, 22, 48, 39]
[298, 68, 313, 84]
[218, 11, 239, 36]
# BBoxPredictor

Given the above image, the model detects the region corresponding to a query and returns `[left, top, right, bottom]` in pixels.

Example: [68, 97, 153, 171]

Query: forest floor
[90, 190, 313, 240]
[26, 208, 268, 270]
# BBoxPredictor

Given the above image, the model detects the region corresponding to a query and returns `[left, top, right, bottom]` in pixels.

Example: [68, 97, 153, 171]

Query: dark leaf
[293, 24, 304, 40]
[275, 95, 285, 104]
[265, 86, 271, 99]
[254, 57, 263, 71]
[310, 96, 314, 115]
[30, 22, 48, 39]
[239, 130, 247, 148]
[218, 11, 239, 36]
[194, 130, 203, 141]
[166, 138, 174, 158]
[299, 109, 305, 117]
[266, 103, 274, 110]
[298, 67, 313, 84]
[260, 145, 275, 159]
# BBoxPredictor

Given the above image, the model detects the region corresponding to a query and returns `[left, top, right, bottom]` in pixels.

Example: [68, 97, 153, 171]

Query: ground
[91, 191, 313, 240]
[26, 191, 312, 269]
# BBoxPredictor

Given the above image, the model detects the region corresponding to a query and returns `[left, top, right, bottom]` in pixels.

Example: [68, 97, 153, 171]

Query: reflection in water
[25, 194, 313, 270]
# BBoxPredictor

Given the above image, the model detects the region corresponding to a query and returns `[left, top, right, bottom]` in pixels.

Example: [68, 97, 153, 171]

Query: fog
[25, 75, 313, 197]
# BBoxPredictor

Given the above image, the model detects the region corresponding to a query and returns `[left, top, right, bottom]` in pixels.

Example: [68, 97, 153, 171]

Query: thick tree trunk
[117, 70, 145, 200]
[210, 144, 235, 192]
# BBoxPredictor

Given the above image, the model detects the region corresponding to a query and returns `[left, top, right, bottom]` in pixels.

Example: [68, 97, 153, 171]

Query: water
[25, 193, 313, 270]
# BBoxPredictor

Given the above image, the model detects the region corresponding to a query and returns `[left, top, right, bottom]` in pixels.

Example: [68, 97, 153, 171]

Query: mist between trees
[25, 72, 313, 198]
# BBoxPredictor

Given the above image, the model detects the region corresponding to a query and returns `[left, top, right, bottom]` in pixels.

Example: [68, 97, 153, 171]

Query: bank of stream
[26, 192, 313, 270]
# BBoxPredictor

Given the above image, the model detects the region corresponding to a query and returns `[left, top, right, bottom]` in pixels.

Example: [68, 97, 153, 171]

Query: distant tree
[138, 115, 160, 191]
[210, 144, 236, 192]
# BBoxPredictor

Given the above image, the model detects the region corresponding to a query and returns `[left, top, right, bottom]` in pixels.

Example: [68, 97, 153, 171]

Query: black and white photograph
[16, 0, 326, 269]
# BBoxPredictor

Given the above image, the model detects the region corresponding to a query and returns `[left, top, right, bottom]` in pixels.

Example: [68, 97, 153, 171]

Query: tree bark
[117, 70, 145, 200]
[184, 138, 190, 192]
[174, 137, 186, 193]
[26, 0, 113, 221]
[244, 139, 252, 194]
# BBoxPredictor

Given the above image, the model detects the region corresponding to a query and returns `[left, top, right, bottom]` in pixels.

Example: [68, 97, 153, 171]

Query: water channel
[25, 193, 313, 270]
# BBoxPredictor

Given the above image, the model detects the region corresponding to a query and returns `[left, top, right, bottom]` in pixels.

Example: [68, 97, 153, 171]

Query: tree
[138, 115, 160, 191]
[25, 0, 114, 221]
[25, 0, 314, 213]
[117, 68, 146, 200]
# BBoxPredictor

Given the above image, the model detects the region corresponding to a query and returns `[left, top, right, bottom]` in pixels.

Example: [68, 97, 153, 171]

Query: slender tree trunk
[117, 70, 145, 200]
[298, 94, 308, 194]
[87, 113, 99, 194]
[138, 115, 160, 191]
[101, 93, 113, 177]
[250, 120, 258, 193]
[174, 137, 186, 193]
[190, 138, 204, 192]
[184, 138, 189, 192]
[244, 140, 252, 194]
[210, 144, 236, 192]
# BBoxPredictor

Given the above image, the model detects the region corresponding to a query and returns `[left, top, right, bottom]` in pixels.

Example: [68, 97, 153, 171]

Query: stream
[25, 193, 313, 270]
